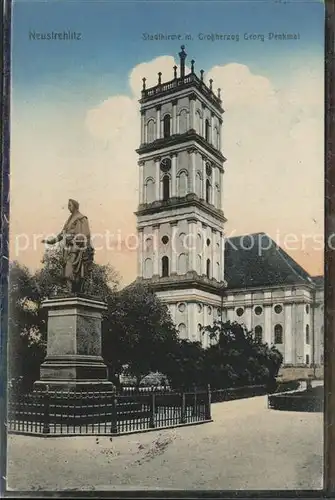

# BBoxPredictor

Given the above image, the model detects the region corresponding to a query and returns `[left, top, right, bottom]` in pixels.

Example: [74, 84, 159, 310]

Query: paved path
[7, 395, 323, 491]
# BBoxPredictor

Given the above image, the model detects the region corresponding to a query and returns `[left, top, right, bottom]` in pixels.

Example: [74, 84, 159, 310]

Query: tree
[162, 339, 206, 390]
[8, 261, 46, 392]
[102, 281, 180, 387]
[35, 246, 119, 301]
[203, 320, 283, 389]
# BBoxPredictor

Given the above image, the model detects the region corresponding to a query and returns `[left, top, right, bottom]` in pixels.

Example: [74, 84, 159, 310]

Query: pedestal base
[34, 295, 114, 393]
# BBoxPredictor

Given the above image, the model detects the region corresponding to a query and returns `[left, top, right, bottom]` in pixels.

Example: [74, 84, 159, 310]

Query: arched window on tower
[162, 256, 169, 277]
[146, 119, 155, 143]
[196, 172, 202, 197]
[216, 184, 221, 208]
[206, 179, 211, 203]
[177, 171, 188, 197]
[206, 258, 211, 279]
[197, 255, 202, 274]
[144, 258, 153, 278]
[179, 109, 188, 134]
[178, 253, 188, 275]
[145, 178, 155, 204]
[195, 110, 202, 135]
[306, 325, 310, 344]
[163, 114, 171, 138]
[162, 175, 170, 201]
[274, 324, 283, 344]
[213, 126, 219, 149]
[205, 119, 210, 142]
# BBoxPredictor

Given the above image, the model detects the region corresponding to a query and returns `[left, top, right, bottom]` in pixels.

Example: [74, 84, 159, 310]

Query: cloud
[10, 55, 324, 285]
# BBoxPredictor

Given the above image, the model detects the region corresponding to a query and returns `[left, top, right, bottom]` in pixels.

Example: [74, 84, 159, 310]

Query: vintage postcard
[3, 0, 326, 494]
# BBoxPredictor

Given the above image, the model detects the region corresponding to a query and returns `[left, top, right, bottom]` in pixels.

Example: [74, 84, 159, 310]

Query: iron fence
[7, 386, 211, 436]
[210, 384, 267, 403]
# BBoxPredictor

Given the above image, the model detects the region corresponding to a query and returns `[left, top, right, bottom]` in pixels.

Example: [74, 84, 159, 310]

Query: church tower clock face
[136, 46, 227, 346]
[160, 158, 171, 172]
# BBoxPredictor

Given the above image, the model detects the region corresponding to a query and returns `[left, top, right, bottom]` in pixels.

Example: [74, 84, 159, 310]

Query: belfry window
[163, 114, 171, 138]
[206, 179, 211, 203]
[162, 175, 170, 201]
[206, 258, 211, 279]
[205, 119, 210, 142]
[306, 325, 310, 344]
[162, 256, 169, 277]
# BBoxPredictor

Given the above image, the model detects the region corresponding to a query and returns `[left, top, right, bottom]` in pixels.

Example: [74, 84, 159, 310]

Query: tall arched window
[213, 126, 219, 149]
[145, 178, 155, 204]
[255, 325, 263, 343]
[305, 325, 310, 344]
[162, 175, 170, 201]
[274, 324, 283, 344]
[196, 172, 202, 197]
[206, 258, 211, 279]
[206, 179, 211, 203]
[205, 119, 210, 141]
[179, 109, 188, 134]
[177, 171, 188, 197]
[195, 110, 202, 135]
[178, 253, 188, 275]
[145, 237, 153, 252]
[146, 119, 155, 143]
[144, 258, 153, 278]
[197, 254, 202, 274]
[163, 114, 171, 138]
[215, 184, 220, 208]
[162, 256, 169, 277]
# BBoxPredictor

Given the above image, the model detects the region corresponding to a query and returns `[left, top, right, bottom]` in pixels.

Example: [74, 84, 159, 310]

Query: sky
[10, 0, 325, 286]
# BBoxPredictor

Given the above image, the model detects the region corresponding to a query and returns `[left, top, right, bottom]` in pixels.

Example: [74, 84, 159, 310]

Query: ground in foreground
[7, 395, 323, 491]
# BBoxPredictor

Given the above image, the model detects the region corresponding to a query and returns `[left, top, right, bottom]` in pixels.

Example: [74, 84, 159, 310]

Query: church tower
[136, 46, 227, 346]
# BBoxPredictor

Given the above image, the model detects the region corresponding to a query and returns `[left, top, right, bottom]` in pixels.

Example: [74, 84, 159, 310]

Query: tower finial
[158, 72, 162, 85]
[200, 69, 204, 82]
[191, 59, 195, 73]
[142, 77, 146, 90]
[178, 45, 187, 79]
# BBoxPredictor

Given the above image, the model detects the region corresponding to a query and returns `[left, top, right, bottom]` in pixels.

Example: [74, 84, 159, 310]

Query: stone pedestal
[34, 295, 114, 392]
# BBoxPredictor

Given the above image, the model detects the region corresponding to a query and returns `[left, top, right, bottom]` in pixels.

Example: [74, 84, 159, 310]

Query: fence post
[111, 395, 118, 434]
[180, 392, 186, 424]
[205, 384, 211, 420]
[150, 392, 156, 428]
[193, 389, 197, 417]
[42, 386, 50, 435]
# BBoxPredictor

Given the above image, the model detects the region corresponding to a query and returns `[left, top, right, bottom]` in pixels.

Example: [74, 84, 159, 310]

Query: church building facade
[135, 47, 324, 367]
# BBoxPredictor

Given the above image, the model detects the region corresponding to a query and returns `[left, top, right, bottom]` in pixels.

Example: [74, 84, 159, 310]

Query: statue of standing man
[42, 199, 94, 294]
